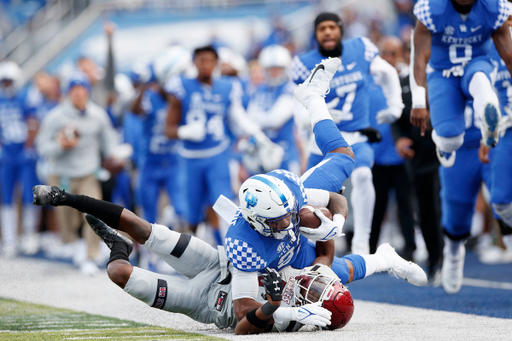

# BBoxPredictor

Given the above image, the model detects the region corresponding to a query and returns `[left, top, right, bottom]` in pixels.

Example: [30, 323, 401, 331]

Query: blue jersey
[139, 88, 178, 165]
[369, 78, 404, 166]
[291, 37, 379, 131]
[489, 44, 512, 116]
[224, 169, 315, 272]
[247, 81, 298, 155]
[0, 94, 28, 157]
[165, 76, 241, 154]
[414, 0, 509, 70]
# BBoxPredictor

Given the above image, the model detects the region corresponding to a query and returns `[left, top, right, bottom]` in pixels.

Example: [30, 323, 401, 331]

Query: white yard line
[463, 278, 512, 290]
[1, 256, 511, 341]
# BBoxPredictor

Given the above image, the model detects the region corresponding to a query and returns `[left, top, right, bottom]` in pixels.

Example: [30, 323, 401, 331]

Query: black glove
[359, 127, 382, 143]
[261, 268, 283, 302]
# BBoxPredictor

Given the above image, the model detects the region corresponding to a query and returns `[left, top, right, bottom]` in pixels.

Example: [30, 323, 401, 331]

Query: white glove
[300, 210, 345, 241]
[253, 132, 285, 172]
[177, 121, 206, 142]
[376, 106, 402, 124]
[326, 97, 344, 123]
[273, 303, 331, 327]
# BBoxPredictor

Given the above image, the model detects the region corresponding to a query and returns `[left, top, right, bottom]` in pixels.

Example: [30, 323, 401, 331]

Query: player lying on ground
[32, 57, 427, 335]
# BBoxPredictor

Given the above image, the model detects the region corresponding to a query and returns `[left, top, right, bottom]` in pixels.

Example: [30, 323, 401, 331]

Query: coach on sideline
[36, 71, 118, 275]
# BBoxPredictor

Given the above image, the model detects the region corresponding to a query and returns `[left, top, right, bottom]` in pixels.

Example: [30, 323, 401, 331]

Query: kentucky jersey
[414, 0, 509, 70]
[290, 37, 379, 132]
[0, 94, 28, 157]
[139, 87, 178, 164]
[489, 44, 512, 118]
[165, 76, 242, 156]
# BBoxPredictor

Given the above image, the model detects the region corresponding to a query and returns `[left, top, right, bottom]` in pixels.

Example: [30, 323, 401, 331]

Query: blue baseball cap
[67, 71, 91, 93]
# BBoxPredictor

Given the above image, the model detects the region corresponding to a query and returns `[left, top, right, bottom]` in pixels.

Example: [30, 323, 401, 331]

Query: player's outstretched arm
[493, 19, 512, 77]
[32, 185, 152, 244]
[410, 21, 431, 136]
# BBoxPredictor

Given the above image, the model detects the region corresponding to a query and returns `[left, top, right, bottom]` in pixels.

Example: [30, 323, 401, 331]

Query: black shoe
[32, 185, 66, 206]
[85, 214, 133, 254]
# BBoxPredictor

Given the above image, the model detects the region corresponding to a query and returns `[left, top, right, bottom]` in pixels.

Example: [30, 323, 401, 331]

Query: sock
[108, 240, 131, 265]
[343, 254, 367, 281]
[22, 205, 40, 235]
[313, 120, 350, 155]
[307, 97, 332, 127]
[350, 167, 376, 247]
[1, 205, 18, 246]
[61, 193, 124, 229]
[469, 72, 500, 124]
[361, 254, 390, 277]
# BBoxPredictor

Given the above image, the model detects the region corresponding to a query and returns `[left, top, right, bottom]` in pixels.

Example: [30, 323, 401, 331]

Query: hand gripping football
[299, 205, 333, 228]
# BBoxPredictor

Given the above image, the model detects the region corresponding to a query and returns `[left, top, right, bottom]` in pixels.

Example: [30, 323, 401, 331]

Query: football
[299, 205, 333, 228]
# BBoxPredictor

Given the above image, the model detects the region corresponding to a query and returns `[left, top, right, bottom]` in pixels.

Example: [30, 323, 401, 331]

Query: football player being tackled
[32, 58, 426, 335]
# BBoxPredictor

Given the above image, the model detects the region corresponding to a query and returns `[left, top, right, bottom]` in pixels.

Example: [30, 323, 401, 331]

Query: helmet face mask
[294, 270, 354, 330]
[239, 174, 300, 241]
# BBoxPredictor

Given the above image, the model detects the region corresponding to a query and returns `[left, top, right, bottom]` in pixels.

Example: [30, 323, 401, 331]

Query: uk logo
[460, 25, 467, 33]
[245, 191, 258, 209]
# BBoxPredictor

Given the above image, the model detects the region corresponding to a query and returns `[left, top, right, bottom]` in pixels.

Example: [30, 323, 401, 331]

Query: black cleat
[32, 185, 66, 206]
[85, 214, 133, 254]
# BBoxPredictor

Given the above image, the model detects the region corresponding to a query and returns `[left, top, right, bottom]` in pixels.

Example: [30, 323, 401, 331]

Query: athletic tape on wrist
[246, 309, 270, 329]
[261, 302, 279, 316]
[411, 86, 427, 109]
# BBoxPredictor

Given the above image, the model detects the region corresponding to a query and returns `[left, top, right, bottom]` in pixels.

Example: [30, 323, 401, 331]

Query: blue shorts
[427, 56, 495, 138]
[301, 153, 355, 193]
[0, 151, 39, 205]
[138, 155, 186, 223]
[439, 144, 492, 237]
[182, 149, 234, 225]
[490, 128, 512, 205]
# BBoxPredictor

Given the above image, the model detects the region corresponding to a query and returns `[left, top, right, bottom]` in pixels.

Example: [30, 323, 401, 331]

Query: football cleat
[436, 147, 456, 168]
[481, 103, 500, 148]
[442, 239, 465, 294]
[32, 185, 66, 206]
[376, 243, 428, 287]
[85, 214, 133, 254]
[294, 57, 341, 108]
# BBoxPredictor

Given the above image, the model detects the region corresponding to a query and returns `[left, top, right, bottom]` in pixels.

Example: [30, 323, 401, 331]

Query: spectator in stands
[36, 72, 119, 275]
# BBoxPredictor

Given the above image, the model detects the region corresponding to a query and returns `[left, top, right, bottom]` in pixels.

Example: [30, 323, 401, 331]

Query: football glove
[375, 106, 402, 124]
[261, 268, 283, 302]
[177, 121, 206, 142]
[300, 210, 345, 241]
[273, 302, 331, 327]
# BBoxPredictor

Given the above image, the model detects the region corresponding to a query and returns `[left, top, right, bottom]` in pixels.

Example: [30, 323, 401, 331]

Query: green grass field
[0, 297, 225, 340]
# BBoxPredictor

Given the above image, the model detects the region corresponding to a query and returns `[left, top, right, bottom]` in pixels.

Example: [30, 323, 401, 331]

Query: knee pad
[493, 203, 512, 227]
[351, 167, 373, 187]
[124, 267, 157, 306]
[432, 130, 465, 153]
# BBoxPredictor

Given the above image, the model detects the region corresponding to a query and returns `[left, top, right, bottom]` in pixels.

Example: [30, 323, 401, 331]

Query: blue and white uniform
[165, 76, 240, 225]
[439, 102, 494, 237]
[138, 87, 185, 223]
[413, 0, 509, 140]
[488, 46, 512, 208]
[246, 81, 300, 174]
[291, 37, 379, 170]
[225, 169, 364, 285]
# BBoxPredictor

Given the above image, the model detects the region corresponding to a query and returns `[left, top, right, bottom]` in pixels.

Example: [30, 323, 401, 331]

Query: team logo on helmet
[245, 191, 258, 209]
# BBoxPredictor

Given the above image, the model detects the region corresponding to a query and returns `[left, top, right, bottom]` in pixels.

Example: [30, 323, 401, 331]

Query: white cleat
[294, 57, 341, 108]
[442, 241, 465, 294]
[481, 103, 501, 148]
[436, 147, 456, 168]
[376, 243, 428, 286]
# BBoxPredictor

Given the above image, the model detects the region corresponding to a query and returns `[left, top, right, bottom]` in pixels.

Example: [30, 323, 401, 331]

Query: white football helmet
[0, 61, 22, 96]
[153, 46, 192, 85]
[258, 45, 291, 86]
[239, 174, 299, 241]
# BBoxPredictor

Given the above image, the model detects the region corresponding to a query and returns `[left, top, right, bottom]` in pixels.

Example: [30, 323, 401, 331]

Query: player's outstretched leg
[375, 243, 427, 286]
[441, 236, 465, 294]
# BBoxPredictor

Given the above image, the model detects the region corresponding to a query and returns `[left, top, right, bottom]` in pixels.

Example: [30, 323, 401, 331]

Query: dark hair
[193, 45, 219, 59]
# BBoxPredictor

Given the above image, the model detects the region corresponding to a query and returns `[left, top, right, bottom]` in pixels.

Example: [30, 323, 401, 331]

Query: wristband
[246, 309, 270, 329]
[411, 85, 427, 109]
[261, 302, 279, 316]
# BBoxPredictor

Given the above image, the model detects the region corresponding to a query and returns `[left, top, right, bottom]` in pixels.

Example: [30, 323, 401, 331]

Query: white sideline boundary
[1, 256, 511, 341]
[463, 278, 512, 290]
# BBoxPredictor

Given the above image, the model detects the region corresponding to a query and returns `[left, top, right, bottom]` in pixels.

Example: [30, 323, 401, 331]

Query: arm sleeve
[228, 80, 262, 137]
[104, 35, 115, 92]
[249, 93, 295, 130]
[304, 188, 330, 208]
[98, 108, 119, 158]
[231, 268, 259, 300]
[370, 56, 405, 115]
